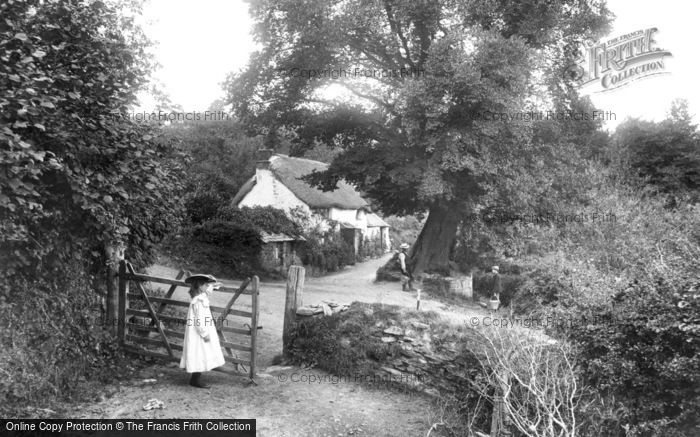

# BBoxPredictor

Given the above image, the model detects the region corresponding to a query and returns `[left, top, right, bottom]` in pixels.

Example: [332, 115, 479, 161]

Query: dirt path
[146, 254, 489, 368]
[74, 365, 433, 436]
[72, 256, 490, 436]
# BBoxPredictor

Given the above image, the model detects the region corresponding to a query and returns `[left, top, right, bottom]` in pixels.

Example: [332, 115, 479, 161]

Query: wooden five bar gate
[117, 260, 261, 383]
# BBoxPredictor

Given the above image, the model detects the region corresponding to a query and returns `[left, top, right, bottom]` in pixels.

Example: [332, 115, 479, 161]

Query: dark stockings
[189, 372, 210, 388]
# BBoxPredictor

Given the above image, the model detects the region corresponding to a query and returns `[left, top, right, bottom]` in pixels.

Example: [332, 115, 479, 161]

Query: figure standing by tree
[398, 243, 414, 292]
[180, 274, 226, 388]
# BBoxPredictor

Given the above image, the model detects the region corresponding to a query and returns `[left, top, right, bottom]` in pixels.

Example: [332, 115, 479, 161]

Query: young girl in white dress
[180, 274, 226, 388]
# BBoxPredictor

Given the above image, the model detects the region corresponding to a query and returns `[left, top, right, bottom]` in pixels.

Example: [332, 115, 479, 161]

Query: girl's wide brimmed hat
[399, 243, 410, 249]
[184, 274, 221, 288]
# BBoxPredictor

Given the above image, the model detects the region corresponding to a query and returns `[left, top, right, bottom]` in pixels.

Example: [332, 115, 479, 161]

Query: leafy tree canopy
[161, 117, 264, 223]
[613, 99, 700, 197]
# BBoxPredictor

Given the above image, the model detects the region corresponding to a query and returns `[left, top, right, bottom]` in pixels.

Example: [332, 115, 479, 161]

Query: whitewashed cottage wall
[328, 207, 367, 231]
[238, 167, 311, 215]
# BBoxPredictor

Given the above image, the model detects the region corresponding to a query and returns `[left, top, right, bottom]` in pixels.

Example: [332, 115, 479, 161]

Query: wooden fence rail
[118, 260, 261, 383]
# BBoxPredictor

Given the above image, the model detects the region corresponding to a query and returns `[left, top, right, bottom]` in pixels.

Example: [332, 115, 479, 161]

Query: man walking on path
[398, 243, 415, 291]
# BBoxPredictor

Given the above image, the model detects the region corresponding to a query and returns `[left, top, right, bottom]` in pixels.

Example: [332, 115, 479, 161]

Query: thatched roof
[233, 154, 369, 210]
[231, 176, 255, 206]
[271, 155, 368, 209]
[366, 212, 389, 227]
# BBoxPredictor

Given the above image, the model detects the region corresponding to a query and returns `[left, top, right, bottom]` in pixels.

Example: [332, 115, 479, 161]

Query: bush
[300, 232, 355, 274]
[490, 163, 700, 435]
[161, 229, 259, 279]
[453, 226, 497, 272]
[184, 191, 227, 225]
[288, 313, 380, 376]
[472, 328, 581, 437]
[358, 236, 384, 260]
[288, 303, 428, 376]
[162, 206, 305, 278]
[193, 219, 261, 250]
[0, 261, 126, 416]
[216, 206, 303, 238]
[473, 272, 524, 306]
[559, 274, 700, 435]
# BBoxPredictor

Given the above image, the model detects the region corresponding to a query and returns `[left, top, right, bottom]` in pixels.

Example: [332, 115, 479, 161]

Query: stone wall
[371, 322, 481, 397]
[422, 273, 474, 300]
[294, 305, 481, 398]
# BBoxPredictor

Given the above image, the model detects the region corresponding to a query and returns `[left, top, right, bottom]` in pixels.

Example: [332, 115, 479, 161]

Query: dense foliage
[0, 0, 183, 413]
[1, 0, 183, 279]
[163, 200, 361, 278]
[612, 99, 700, 200]
[472, 272, 522, 306]
[473, 133, 700, 435]
[0, 261, 126, 416]
[163, 206, 305, 277]
[193, 219, 261, 252]
[215, 205, 303, 237]
[161, 118, 263, 224]
[566, 274, 699, 435]
[300, 230, 355, 274]
[358, 235, 385, 260]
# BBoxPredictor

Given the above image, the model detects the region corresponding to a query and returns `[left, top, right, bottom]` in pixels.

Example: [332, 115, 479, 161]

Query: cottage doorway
[340, 228, 358, 256]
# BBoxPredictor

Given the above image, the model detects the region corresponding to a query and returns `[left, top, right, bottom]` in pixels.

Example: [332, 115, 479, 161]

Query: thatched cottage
[231, 150, 391, 258]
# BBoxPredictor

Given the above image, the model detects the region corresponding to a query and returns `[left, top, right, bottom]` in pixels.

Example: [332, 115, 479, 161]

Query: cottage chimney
[256, 148, 274, 170]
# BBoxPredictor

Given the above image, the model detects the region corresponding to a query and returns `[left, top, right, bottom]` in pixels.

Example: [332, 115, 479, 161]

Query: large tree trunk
[409, 204, 461, 275]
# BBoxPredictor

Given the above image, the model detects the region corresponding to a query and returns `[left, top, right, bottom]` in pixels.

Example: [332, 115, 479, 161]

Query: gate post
[283, 266, 305, 356]
[250, 276, 260, 380]
[117, 260, 128, 345]
[105, 242, 125, 336]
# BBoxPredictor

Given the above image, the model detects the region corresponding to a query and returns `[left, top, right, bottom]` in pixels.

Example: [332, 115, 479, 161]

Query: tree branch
[382, 0, 415, 68]
[339, 82, 393, 112]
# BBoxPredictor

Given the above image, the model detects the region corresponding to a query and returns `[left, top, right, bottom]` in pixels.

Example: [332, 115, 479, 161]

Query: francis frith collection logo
[569, 27, 672, 92]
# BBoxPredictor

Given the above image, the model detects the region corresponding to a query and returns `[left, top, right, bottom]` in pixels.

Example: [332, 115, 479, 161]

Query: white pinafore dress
[179, 293, 225, 373]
